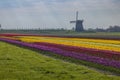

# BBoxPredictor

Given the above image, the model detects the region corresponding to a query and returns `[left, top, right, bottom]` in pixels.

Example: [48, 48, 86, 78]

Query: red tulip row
[0, 33, 23, 37]
[33, 42, 120, 61]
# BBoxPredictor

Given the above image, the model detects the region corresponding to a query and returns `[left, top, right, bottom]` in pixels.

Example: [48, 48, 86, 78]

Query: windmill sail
[76, 11, 78, 21]
[70, 21, 76, 23]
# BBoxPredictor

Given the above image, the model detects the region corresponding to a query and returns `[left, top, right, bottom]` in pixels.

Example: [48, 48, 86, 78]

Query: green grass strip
[0, 41, 120, 80]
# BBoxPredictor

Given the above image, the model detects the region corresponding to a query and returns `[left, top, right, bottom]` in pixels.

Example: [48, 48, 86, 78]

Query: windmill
[0, 24, 1, 30]
[70, 11, 84, 32]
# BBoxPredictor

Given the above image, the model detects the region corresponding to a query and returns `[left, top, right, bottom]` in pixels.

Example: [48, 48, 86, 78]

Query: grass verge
[0, 41, 120, 80]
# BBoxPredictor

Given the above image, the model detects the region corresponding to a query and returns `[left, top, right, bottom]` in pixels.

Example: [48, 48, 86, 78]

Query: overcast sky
[0, 0, 120, 29]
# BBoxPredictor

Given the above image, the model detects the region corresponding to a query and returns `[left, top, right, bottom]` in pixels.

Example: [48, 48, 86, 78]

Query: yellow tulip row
[21, 36, 120, 45]
[69, 38, 120, 45]
[17, 36, 120, 52]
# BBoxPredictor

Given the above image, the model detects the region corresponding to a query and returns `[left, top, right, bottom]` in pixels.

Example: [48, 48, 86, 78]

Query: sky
[0, 0, 120, 29]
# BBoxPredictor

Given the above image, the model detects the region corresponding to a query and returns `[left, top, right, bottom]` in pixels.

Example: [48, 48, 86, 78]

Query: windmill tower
[70, 11, 84, 32]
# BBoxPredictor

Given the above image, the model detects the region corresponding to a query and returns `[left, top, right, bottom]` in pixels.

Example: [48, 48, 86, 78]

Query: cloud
[0, 0, 120, 29]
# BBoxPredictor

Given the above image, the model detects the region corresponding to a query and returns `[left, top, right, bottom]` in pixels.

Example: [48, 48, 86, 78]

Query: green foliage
[0, 41, 120, 80]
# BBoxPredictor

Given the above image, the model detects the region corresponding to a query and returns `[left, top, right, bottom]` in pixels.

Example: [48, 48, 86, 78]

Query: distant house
[107, 25, 120, 32]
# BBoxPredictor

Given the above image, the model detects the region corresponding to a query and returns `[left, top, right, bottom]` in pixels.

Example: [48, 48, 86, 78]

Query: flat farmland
[1, 31, 120, 39]
[0, 33, 120, 80]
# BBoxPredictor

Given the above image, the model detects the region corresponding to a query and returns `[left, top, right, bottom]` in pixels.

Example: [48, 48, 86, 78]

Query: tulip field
[0, 33, 120, 79]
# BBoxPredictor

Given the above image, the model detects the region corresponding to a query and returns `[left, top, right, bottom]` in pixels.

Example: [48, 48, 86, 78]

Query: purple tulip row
[0, 38, 120, 69]
[33, 42, 120, 61]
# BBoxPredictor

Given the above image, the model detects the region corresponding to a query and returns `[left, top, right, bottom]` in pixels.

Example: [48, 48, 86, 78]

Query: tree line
[87, 25, 120, 32]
